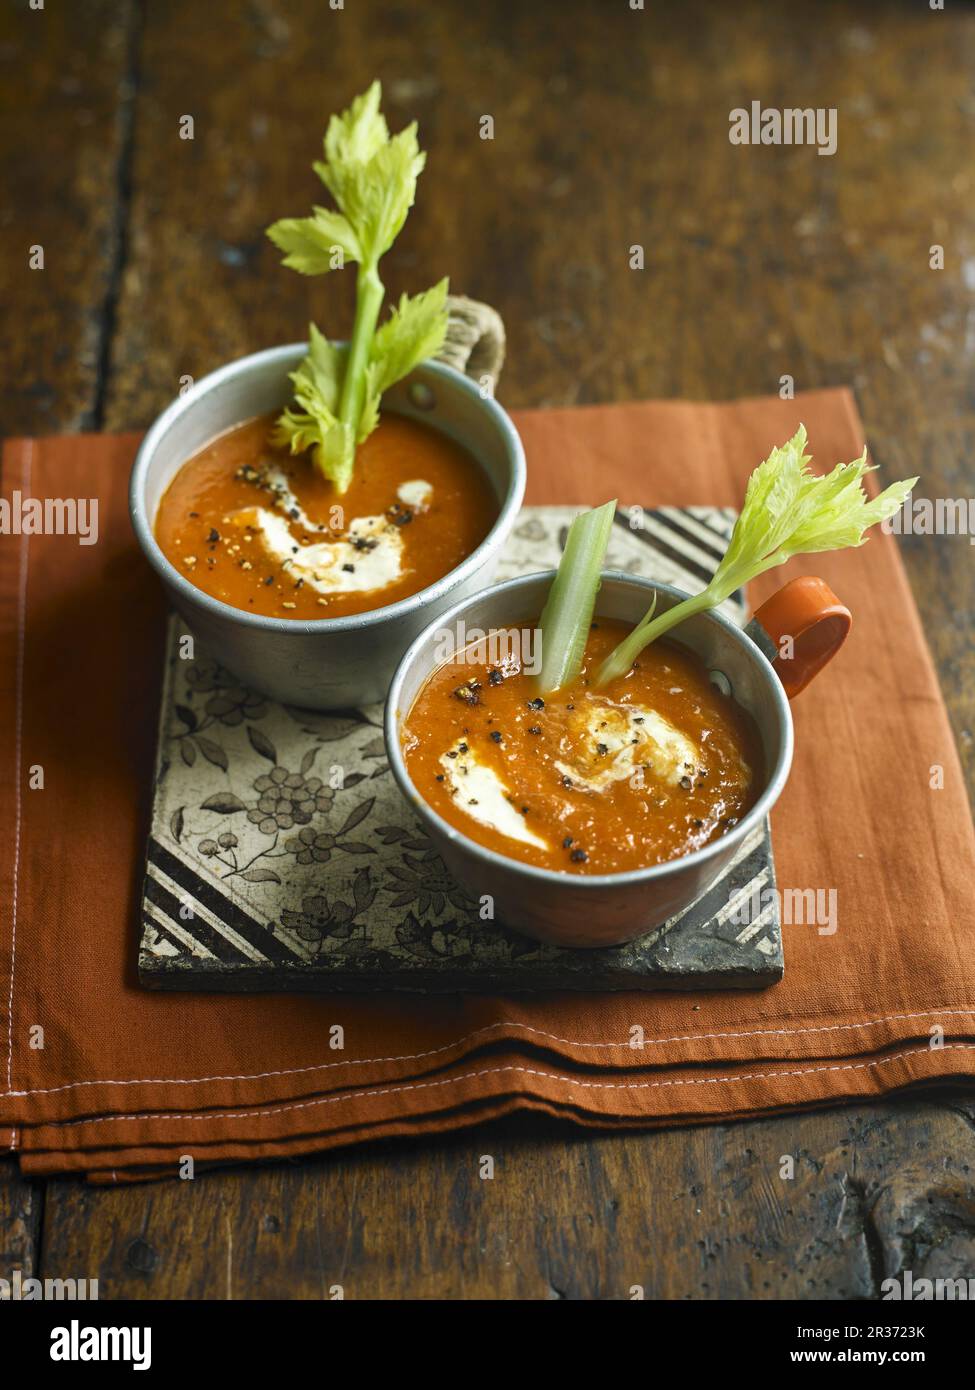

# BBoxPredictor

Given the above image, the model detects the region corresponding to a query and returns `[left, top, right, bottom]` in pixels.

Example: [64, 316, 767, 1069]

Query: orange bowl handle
[749, 576, 852, 698]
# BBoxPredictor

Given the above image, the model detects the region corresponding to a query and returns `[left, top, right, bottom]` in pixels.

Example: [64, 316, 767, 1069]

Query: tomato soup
[401, 620, 764, 876]
[154, 412, 497, 620]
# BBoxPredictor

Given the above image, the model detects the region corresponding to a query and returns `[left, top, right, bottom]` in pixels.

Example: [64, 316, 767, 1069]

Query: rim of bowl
[385, 569, 796, 890]
[129, 344, 527, 635]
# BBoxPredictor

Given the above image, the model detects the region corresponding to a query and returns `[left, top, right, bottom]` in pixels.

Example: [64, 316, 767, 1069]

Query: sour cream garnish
[396, 479, 433, 513]
[258, 466, 318, 531]
[439, 740, 549, 850]
[555, 701, 701, 794]
[230, 507, 404, 595]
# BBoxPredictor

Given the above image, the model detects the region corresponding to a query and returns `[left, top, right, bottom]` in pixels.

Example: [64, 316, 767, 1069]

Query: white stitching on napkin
[5, 1007, 975, 1099]
[5, 441, 30, 1096]
[43, 1042, 975, 1130]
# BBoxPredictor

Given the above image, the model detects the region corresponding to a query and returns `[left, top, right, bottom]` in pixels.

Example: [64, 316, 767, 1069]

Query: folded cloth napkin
[2, 388, 974, 1183]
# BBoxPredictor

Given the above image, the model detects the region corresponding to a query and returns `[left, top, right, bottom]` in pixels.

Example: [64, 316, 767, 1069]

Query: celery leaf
[266, 208, 362, 275]
[358, 280, 449, 440]
[595, 427, 918, 687]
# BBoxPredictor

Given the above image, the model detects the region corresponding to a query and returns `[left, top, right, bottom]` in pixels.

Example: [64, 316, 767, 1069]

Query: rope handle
[436, 295, 506, 394]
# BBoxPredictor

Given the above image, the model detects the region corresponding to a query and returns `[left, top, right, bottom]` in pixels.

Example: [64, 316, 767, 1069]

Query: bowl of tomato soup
[387, 569, 846, 948]
[130, 344, 525, 708]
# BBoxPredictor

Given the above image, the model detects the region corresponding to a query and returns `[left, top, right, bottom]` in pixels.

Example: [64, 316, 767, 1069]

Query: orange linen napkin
[2, 388, 974, 1183]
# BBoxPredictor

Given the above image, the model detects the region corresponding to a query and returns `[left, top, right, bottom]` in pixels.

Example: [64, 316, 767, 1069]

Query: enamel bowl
[129, 345, 526, 709]
[385, 569, 849, 948]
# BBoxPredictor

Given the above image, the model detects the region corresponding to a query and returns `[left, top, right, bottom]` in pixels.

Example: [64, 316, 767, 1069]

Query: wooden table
[2, 0, 974, 1299]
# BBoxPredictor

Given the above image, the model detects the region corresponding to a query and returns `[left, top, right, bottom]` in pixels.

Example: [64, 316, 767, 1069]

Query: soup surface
[154, 412, 497, 620]
[401, 620, 764, 875]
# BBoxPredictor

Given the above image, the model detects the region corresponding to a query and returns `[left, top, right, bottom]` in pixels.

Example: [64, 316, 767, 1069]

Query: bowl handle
[746, 576, 852, 698]
[437, 296, 506, 394]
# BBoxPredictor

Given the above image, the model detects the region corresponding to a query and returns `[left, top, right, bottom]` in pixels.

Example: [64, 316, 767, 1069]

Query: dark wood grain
[0, 0, 140, 434]
[38, 1101, 975, 1299]
[0, 1158, 40, 1284]
[3, 0, 974, 1299]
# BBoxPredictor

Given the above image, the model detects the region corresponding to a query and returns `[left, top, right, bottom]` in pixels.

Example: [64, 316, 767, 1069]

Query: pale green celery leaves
[271, 326, 356, 490]
[265, 208, 362, 275]
[536, 501, 617, 695]
[265, 81, 445, 492]
[290, 323, 346, 417]
[316, 81, 390, 199]
[314, 82, 425, 262]
[359, 281, 450, 441]
[317, 124, 427, 267]
[594, 426, 917, 688]
[712, 426, 816, 597]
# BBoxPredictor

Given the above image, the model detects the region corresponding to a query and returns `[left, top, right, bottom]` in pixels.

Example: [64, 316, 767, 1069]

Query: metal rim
[129, 345, 527, 635]
[384, 569, 795, 890]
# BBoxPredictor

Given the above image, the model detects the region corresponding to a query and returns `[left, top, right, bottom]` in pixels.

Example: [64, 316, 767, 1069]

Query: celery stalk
[595, 589, 712, 687]
[266, 83, 448, 492]
[536, 500, 617, 694]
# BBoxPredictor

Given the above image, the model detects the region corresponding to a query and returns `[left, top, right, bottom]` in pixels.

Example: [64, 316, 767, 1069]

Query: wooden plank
[23, 0, 975, 1298]
[0, 0, 139, 433]
[38, 1100, 975, 1299]
[0, 1157, 41, 1285]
